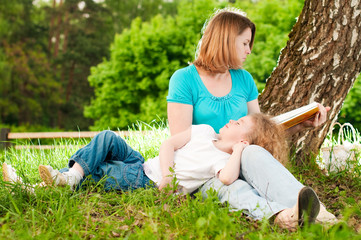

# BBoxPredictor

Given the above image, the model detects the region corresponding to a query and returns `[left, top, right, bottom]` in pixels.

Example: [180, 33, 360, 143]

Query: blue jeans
[200, 145, 304, 220]
[60, 130, 151, 191]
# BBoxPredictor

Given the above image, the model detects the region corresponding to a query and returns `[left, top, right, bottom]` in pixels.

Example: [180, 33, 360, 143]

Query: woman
[166, 8, 336, 230]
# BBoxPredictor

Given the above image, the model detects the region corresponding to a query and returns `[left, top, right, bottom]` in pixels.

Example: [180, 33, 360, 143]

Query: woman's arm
[218, 141, 249, 185]
[167, 102, 193, 136]
[158, 126, 192, 190]
[247, 99, 261, 114]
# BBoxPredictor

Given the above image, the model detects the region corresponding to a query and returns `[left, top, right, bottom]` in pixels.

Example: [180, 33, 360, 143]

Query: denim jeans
[60, 130, 151, 191]
[200, 145, 304, 220]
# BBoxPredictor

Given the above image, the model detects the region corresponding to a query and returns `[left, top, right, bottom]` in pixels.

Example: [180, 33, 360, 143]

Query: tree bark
[259, 0, 361, 162]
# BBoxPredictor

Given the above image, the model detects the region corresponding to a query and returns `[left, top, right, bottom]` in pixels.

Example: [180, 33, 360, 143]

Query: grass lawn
[1, 125, 361, 239]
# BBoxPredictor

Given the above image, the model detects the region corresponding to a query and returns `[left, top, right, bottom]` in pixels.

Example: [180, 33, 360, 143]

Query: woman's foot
[2, 163, 23, 183]
[274, 186, 320, 231]
[316, 203, 338, 224]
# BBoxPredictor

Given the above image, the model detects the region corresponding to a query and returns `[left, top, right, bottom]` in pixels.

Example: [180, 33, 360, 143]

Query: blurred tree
[0, 0, 61, 126]
[44, 0, 114, 129]
[104, 0, 181, 34]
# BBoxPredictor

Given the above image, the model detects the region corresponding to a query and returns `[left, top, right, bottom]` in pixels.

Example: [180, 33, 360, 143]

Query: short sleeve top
[167, 64, 259, 133]
[143, 124, 230, 194]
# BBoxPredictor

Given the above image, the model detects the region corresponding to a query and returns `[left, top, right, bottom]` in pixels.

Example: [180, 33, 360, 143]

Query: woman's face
[235, 28, 252, 64]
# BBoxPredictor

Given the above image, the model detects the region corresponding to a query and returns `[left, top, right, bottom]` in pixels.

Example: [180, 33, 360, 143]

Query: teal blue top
[167, 65, 259, 133]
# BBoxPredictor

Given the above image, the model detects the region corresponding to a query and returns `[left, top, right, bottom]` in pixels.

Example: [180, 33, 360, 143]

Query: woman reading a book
[166, 8, 336, 230]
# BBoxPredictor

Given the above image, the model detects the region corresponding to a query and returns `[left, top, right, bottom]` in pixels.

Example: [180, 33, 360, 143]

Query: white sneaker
[38, 165, 67, 187]
[2, 163, 23, 183]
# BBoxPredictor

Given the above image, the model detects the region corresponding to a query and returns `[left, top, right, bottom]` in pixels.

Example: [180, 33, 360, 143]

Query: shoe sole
[2, 163, 10, 182]
[38, 165, 54, 186]
[298, 187, 320, 227]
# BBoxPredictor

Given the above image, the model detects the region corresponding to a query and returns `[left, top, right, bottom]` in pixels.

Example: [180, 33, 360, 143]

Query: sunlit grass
[1, 122, 361, 239]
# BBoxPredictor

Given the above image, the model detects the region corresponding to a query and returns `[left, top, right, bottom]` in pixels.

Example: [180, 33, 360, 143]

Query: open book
[272, 102, 319, 129]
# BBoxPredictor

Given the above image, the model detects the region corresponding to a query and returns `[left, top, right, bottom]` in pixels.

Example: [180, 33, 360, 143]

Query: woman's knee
[241, 145, 279, 169]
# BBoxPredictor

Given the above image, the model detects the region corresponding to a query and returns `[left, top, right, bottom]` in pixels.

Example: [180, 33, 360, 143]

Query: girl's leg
[68, 130, 144, 175]
[39, 130, 150, 190]
[2, 162, 45, 194]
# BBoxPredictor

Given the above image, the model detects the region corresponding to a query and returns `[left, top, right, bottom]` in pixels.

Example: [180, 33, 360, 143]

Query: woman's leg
[241, 145, 336, 225]
[240, 145, 304, 208]
[200, 177, 287, 220]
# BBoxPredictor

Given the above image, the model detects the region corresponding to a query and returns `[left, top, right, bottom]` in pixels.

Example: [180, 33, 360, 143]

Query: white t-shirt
[143, 125, 230, 193]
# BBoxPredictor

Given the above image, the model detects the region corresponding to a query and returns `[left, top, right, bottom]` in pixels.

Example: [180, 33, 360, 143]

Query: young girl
[2, 113, 320, 228]
[3, 113, 285, 193]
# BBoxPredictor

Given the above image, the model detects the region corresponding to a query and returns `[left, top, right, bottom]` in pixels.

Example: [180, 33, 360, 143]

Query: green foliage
[0, 0, 61, 126]
[85, 0, 306, 130]
[0, 0, 183, 131]
[236, 0, 304, 89]
[338, 75, 361, 130]
[85, 0, 223, 130]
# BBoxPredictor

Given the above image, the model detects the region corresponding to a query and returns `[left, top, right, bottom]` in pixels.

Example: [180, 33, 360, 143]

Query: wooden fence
[0, 128, 132, 150]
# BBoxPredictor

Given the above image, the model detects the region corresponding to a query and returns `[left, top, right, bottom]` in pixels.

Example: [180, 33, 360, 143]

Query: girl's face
[219, 116, 254, 142]
[235, 28, 252, 64]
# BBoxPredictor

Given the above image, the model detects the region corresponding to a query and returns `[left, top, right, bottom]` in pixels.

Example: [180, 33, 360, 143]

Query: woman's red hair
[193, 8, 256, 73]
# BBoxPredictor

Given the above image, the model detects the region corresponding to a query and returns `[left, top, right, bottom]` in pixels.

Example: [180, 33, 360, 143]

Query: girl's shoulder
[191, 124, 217, 138]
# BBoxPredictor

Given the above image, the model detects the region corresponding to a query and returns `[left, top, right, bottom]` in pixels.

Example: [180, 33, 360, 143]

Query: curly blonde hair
[247, 113, 289, 166]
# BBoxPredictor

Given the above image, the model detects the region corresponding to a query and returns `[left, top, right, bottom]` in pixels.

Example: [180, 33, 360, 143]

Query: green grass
[1, 124, 361, 239]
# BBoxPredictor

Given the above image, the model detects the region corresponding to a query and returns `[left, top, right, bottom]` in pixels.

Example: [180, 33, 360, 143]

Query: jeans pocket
[123, 162, 145, 189]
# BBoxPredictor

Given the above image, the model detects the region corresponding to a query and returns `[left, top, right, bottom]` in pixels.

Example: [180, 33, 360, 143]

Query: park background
[1, 1, 361, 238]
[1, 0, 360, 133]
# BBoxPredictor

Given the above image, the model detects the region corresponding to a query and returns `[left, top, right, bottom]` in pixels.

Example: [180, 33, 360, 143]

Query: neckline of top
[190, 65, 235, 100]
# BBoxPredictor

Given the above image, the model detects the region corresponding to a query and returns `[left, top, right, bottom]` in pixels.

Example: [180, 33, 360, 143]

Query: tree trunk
[259, 0, 361, 162]
[48, 0, 56, 56]
[53, 0, 63, 58]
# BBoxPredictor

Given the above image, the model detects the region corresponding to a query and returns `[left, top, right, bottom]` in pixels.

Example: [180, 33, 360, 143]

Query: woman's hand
[287, 103, 331, 135]
[301, 103, 331, 128]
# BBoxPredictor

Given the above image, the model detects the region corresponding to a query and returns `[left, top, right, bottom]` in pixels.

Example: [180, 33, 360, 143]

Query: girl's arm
[158, 126, 192, 190]
[218, 141, 249, 185]
[167, 102, 193, 136]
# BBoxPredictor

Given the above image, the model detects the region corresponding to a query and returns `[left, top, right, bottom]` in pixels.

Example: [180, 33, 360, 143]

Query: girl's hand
[232, 140, 249, 153]
[158, 176, 173, 191]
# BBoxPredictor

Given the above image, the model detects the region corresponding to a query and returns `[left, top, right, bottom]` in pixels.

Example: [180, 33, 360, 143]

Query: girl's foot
[2, 163, 23, 183]
[38, 165, 67, 186]
[38, 165, 82, 190]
